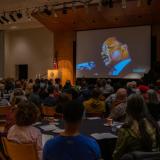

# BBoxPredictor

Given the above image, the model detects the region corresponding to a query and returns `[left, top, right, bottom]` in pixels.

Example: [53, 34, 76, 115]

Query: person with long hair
[113, 94, 160, 160]
[147, 89, 160, 121]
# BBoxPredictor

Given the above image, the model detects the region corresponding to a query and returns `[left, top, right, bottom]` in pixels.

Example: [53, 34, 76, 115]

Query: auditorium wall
[4, 27, 54, 79]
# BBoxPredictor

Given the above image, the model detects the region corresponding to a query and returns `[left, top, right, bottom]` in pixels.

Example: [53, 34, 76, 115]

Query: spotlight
[44, 5, 52, 16]
[72, 2, 76, 12]
[137, 0, 142, 7]
[97, 1, 102, 11]
[9, 13, 16, 22]
[1, 15, 9, 23]
[62, 3, 67, 14]
[0, 19, 4, 24]
[17, 11, 22, 18]
[109, 0, 113, 8]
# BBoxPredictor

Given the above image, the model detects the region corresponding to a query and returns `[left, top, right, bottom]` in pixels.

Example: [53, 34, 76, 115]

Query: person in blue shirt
[43, 86, 57, 107]
[43, 100, 101, 160]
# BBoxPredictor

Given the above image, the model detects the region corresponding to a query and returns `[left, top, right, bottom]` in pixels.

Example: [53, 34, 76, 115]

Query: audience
[43, 100, 101, 160]
[0, 77, 160, 160]
[113, 94, 160, 160]
[7, 101, 42, 160]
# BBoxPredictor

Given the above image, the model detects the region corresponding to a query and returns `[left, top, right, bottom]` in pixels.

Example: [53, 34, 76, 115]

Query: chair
[0, 106, 11, 127]
[120, 151, 160, 160]
[41, 106, 63, 119]
[0, 106, 11, 117]
[2, 137, 39, 160]
[41, 106, 56, 117]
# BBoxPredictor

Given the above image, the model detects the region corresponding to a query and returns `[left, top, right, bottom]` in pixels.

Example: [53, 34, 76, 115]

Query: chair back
[41, 106, 56, 117]
[0, 106, 11, 116]
[2, 137, 39, 160]
[120, 151, 160, 160]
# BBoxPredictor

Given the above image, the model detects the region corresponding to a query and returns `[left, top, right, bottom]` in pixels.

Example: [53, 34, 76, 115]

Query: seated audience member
[55, 93, 70, 114]
[113, 94, 160, 160]
[4, 96, 25, 132]
[63, 80, 72, 92]
[7, 101, 42, 160]
[0, 96, 10, 106]
[104, 79, 114, 95]
[25, 79, 34, 96]
[138, 85, 150, 101]
[55, 78, 62, 91]
[110, 88, 127, 121]
[43, 100, 101, 160]
[43, 86, 57, 107]
[83, 88, 105, 114]
[29, 85, 41, 107]
[147, 89, 160, 121]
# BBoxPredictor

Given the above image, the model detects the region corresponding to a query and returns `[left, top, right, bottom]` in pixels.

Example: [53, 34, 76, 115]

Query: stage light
[84, 2, 89, 14]
[9, 13, 16, 22]
[97, 1, 102, 11]
[62, 3, 67, 14]
[17, 11, 22, 18]
[1, 15, 9, 23]
[44, 5, 52, 16]
[122, 0, 127, 8]
[137, 0, 142, 7]
[72, 2, 76, 12]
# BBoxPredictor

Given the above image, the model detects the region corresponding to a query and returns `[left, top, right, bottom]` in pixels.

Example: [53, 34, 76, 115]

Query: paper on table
[52, 128, 65, 134]
[91, 133, 117, 140]
[32, 122, 42, 126]
[42, 134, 54, 147]
[40, 124, 58, 131]
[87, 117, 101, 120]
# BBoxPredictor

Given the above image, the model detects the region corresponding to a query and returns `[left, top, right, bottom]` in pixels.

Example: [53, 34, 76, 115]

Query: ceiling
[0, 0, 97, 30]
[33, 0, 160, 31]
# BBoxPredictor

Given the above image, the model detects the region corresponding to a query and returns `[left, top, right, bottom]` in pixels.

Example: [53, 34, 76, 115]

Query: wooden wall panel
[54, 31, 76, 85]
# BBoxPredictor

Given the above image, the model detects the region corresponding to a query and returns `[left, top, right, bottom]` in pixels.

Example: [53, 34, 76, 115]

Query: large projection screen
[76, 26, 151, 79]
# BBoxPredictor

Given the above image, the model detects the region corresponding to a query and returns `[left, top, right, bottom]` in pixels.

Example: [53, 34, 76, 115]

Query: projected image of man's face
[101, 37, 132, 76]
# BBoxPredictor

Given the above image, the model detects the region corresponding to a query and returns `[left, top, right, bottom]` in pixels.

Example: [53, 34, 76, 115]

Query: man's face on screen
[101, 37, 130, 66]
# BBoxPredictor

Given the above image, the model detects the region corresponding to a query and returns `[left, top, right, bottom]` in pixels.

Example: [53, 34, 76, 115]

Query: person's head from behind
[127, 94, 147, 121]
[48, 86, 54, 95]
[147, 89, 159, 104]
[91, 88, 102, 100]
[63, 100, 84, 131]
[15, 101, 40, 126]
[126, 94, 160, 151]
[33, 85, 40, 93]
[15, 80, 22, 89]
[116, 88, 127, 101]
